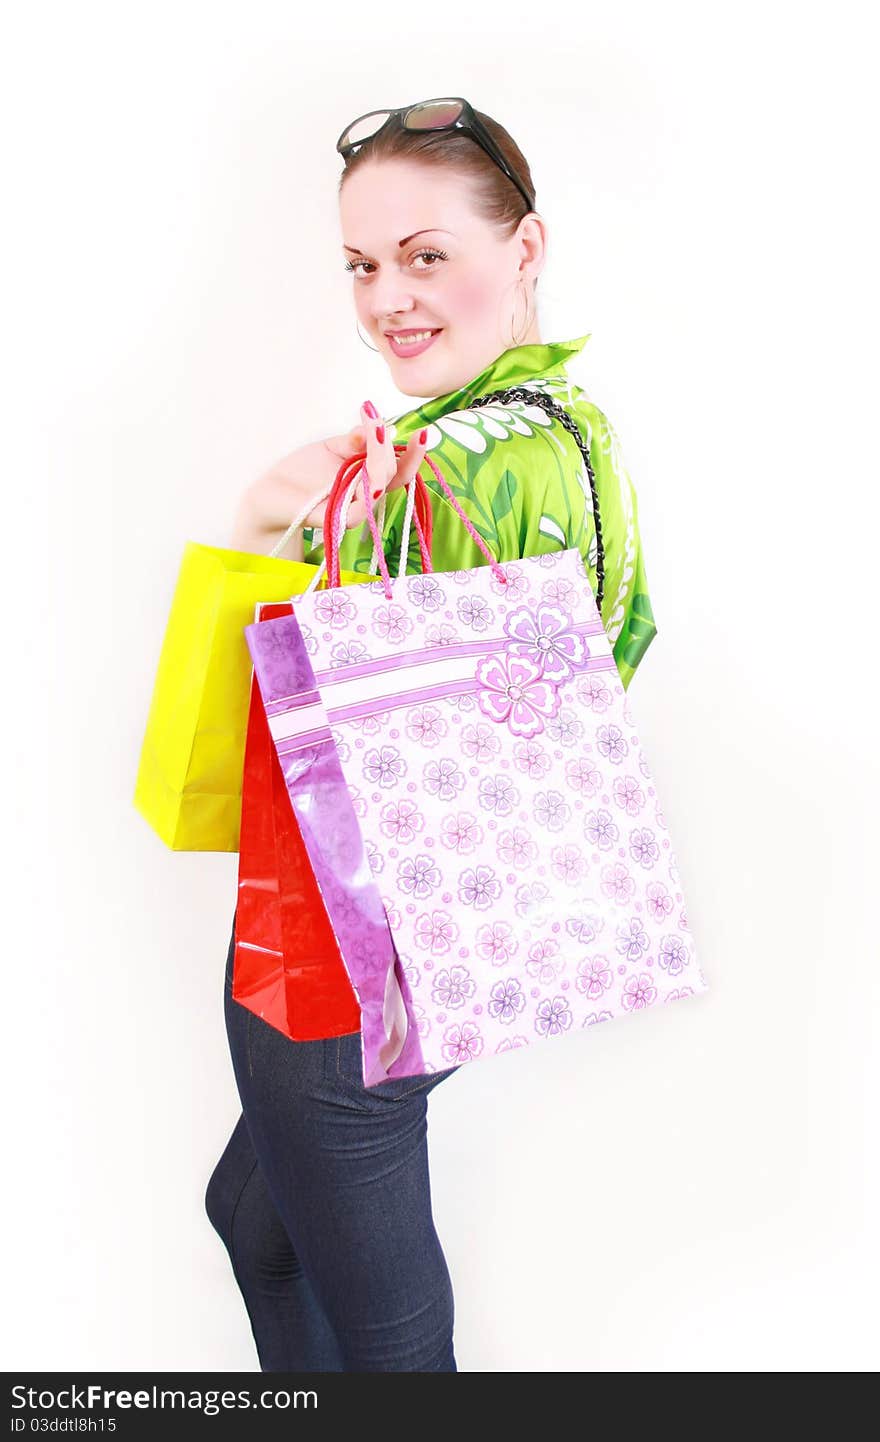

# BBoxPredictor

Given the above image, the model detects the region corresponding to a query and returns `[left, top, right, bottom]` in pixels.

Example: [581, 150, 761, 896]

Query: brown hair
[337, 106, 538, 245]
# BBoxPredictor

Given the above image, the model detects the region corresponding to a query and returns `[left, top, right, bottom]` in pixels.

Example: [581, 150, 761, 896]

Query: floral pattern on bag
[293, 546, 708, 1075]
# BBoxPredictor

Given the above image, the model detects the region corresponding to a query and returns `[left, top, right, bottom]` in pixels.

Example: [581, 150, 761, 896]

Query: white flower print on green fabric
[303, 335, 659, 690]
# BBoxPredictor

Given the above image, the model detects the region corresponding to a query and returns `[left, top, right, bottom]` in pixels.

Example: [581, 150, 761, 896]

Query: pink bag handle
[331, 451, 510, 599]
[323, 449, 433, 589]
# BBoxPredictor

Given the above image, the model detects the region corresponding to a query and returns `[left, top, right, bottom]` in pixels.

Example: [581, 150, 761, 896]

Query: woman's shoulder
[386, 376, 597, 564]
[394, 373, 657, 686]
[391, 374, 630, 504]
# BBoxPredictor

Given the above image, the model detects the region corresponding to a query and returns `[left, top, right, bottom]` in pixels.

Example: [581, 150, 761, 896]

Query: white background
[3, 0, 877, 1372]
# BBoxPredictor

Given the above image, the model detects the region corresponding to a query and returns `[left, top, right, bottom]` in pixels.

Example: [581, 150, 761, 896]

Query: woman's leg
[210, 914, 459, 1372]
[204, 1110, 344, 1372]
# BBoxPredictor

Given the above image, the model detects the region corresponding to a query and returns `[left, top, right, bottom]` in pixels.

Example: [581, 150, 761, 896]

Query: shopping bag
[132, 450, 432, 853]
[232, 456, 436, 1044]
[233, 600, 362, 1039]
[132, 543, 322, 850]
[247, 430, 709, 1086]
[241, 459, 441, 1079]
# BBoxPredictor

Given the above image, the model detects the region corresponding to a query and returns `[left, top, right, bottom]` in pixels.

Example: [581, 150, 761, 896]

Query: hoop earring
[356, 319, 379, 352]
[508, 277, 535, 347]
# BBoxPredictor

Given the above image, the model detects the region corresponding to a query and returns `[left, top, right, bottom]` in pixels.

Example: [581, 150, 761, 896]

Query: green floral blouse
[303, 334, 658, 690]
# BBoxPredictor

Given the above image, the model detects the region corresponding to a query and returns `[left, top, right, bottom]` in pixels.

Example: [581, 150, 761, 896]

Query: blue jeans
[205, 914, 460, 1372]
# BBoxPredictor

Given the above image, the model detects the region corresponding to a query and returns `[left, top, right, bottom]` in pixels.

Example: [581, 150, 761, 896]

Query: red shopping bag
[232, 600, 362, 1040]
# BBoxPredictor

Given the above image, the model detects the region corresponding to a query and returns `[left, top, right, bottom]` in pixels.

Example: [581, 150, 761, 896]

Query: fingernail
[363, 400, 378, 419]
[418, 427, 428, 444]
[373, 489, 382, 499]
[376, 424, 385, 443]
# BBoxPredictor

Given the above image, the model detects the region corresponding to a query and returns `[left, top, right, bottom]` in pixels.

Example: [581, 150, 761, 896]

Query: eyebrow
[342, 229, 455, 255]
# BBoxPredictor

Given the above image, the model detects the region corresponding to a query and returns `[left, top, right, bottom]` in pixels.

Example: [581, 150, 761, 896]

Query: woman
[206, 98, 658, 1373]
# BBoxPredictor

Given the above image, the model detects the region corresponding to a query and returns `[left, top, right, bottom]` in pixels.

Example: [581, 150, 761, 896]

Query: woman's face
[339, 158, 546, 398]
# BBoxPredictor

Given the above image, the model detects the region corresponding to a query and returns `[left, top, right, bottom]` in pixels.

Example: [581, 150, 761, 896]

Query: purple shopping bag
[247, 445, 709, 1087]
[243, 611, 420, 1083]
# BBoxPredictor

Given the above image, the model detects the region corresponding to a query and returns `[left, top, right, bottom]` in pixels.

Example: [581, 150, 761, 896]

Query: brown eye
[344, 248, 448, 279]
[412, 248, 449, 270]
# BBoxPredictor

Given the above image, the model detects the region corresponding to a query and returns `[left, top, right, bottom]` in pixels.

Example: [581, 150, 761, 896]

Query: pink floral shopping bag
[245, 421, 709, 1087]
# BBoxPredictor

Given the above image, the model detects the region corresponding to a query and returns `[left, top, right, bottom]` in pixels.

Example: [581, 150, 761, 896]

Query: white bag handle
[267, 479, 335, 561]
[265, 475, 340, 598]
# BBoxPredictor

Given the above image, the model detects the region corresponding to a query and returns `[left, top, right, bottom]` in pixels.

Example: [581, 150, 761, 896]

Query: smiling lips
[384, 327, 443, 357]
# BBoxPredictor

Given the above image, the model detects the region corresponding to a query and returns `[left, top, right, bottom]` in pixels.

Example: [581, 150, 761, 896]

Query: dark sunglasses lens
[341, 110, 393, 148]
[405, 99, 464, 131]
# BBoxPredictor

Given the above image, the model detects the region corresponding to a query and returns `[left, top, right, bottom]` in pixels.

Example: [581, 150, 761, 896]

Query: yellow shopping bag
[133, 539, 375, 852]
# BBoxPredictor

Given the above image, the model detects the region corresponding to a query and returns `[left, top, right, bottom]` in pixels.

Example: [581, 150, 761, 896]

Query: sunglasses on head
[335, 96, 535, 214]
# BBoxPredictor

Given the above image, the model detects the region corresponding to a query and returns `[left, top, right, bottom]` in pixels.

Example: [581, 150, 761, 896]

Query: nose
[366, 274, 416, 328]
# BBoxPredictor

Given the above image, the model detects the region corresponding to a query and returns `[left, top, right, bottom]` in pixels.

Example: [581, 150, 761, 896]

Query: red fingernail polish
[418, 427, 428, 444]
[363, 400, 378, 419]
[376, 424, 385, 443]
[373, 489, 382, 499]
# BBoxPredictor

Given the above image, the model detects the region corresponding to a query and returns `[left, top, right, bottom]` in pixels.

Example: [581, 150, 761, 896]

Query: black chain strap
[466, 386, 605, 610]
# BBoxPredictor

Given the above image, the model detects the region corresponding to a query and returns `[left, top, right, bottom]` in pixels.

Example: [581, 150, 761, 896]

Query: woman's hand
[323, 404, 430, 533]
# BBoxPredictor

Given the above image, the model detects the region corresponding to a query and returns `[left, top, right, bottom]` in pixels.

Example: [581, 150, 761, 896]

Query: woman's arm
[229, 423, 429, 560]
[230, 471, 307, 560]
